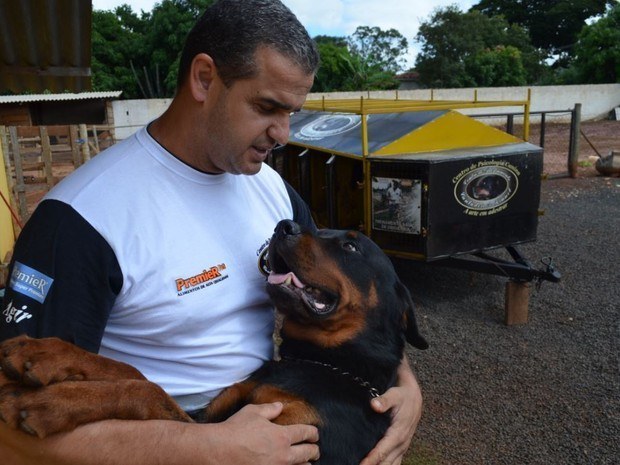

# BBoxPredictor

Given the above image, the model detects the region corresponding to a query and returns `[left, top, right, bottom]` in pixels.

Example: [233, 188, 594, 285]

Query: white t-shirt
[2, 127, 313, 410]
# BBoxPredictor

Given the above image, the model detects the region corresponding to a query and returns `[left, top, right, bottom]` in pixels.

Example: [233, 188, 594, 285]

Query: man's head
[177, 0, 319, 89]
[153, 0, 318, 175]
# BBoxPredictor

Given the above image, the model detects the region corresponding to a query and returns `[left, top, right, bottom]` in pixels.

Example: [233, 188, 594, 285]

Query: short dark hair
[177, 0, 320, 88]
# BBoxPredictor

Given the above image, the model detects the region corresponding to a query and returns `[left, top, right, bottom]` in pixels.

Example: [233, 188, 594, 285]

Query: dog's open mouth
[267, 271, 338, 317]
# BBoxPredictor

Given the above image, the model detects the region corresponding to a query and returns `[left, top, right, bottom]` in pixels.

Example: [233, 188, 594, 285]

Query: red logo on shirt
[175, 264, 228, 296]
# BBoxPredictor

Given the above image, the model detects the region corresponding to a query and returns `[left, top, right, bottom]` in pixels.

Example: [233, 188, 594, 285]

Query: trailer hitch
[434, 245, 561, 284]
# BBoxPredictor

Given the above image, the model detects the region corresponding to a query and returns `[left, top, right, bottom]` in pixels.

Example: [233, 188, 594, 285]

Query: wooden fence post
[69, 125, 81, 168]
[91, 125, 100, 153]
[1, 126, 22, 235]
[39, 126, 54, 189]
[8, 127, 28, 221]
[79, 124, 91, 163]
[505, 281, 531, 325]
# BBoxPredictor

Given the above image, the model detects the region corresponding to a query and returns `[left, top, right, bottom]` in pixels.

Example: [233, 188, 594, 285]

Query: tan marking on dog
[250, 384, 322, 426]
[204, 379, 258, 421]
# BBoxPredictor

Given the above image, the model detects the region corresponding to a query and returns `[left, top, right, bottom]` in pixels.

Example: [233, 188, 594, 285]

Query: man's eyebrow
[257, 97, 301, 112]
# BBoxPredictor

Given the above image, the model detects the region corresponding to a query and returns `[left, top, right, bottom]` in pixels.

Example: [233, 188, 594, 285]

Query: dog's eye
[342, 242, 359, 253]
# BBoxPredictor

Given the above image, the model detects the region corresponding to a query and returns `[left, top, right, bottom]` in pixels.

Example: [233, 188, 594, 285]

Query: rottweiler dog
[0, 220, 427, 465]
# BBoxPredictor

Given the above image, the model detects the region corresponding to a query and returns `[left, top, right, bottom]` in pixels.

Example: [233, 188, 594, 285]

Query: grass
[402, 441, 444, 465]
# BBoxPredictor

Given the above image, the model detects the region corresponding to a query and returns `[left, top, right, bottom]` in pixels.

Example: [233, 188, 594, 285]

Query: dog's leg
[0, 335, 146, 387]
[203, 379, 258, 422]
[0, 379, 192, 438]
[250, 385, 322, 427]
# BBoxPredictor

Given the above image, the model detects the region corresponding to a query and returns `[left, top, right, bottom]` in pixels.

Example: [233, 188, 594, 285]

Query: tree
[347, 26, 409, 74]
[313, 30, 404, 92]
[142, 0, 213, 96]
[92, 0, 213, 98]
[465, 45, 528, 87]
[569, 3, 620, 83]
[471, 0, 615, 61]
[91, 7, 146, 97]
[312, 37, 359, 92]
[414, 6, 546, 88]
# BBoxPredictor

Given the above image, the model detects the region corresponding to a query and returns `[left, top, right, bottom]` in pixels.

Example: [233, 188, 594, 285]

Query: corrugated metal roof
[0, 91, 122, 104]
[0, 0, 92, 94]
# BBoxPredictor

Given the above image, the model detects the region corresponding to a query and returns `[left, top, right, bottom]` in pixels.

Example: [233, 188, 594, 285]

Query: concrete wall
[112, 98, 172, 140]
[111, 84, 620, 139]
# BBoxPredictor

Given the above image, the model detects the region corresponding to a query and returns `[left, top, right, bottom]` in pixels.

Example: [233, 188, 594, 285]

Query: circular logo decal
[454, 165, 518, 211]
[295, 114, 361, 141]
[258, 247, 271, 277]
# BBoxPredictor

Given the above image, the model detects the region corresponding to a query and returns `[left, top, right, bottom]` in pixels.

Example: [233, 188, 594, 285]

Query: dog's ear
[396, 281, 428, 350]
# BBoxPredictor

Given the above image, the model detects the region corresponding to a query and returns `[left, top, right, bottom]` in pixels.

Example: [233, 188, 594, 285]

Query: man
[0, 1, 422, 464]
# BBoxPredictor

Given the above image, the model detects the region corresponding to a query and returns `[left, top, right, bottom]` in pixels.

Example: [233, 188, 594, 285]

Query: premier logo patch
[175, 264, 228, 297]
[9, 262, 54, 303]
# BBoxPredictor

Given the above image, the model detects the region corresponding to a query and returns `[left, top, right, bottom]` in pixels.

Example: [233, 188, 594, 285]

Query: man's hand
[361, 357, 422, 465]
[213, 402, 320, 465]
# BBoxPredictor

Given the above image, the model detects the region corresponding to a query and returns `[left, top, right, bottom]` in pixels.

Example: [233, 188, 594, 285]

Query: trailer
[271, 94, 560, 324]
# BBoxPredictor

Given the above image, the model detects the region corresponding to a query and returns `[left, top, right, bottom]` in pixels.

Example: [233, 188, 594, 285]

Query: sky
[91, 0, 479, 66]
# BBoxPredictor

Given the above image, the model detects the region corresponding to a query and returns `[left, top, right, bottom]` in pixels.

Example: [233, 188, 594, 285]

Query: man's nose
[268, 114, 290, 146]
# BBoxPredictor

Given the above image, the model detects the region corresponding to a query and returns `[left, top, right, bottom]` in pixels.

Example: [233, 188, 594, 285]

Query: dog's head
[266, 220, 428, 351]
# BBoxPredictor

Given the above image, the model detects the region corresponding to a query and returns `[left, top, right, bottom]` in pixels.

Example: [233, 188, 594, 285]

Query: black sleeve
[284, 180, 317, 233]
[0, 199, 122, 353]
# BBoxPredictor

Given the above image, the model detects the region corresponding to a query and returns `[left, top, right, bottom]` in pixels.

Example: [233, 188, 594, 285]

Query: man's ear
[189, 53, 216, 103]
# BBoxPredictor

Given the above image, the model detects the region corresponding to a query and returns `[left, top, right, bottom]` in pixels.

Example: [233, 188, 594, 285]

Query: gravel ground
[398, 174, 620, 465]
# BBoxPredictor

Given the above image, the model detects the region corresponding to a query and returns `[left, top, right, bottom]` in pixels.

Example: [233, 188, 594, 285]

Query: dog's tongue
[268, 271, 305, 289]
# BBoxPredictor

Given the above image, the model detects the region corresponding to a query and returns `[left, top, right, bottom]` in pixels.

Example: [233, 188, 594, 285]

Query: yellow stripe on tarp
[372, 111, 522, 155]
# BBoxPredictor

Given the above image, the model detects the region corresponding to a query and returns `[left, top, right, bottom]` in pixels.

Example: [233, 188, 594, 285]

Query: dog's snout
[276, 220, 301, 236]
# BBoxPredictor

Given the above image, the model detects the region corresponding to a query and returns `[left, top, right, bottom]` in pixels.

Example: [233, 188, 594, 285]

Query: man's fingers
[239, 403, 320, 464]
[246, 402, 284, 420]
[289, 442, 320, 464]
[284, 422, 319, 445]
[361, 436, 405, 465]
[370, 387, 400, 414]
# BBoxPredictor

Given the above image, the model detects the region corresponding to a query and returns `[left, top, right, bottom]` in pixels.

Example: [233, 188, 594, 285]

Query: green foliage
[91, 8, 144, 97]
[471, 0, 615, 59]
[465, 45, 528, 87]
[313, 41, 358, 92]
[414, 6, 546, 88]
[92, 0, 213, 98]
[570, 3, 620, 83]
[93, 4, 404, 95]
[313, 28, 405, 92]
[348, 26, 409, 74]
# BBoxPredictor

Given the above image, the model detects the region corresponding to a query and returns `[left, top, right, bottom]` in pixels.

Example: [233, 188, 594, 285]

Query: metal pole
[361, 113, 371, 236]
[539, 112, 546, 148]
[326, 155, 336, 228]
[523, 89, 531, 141]
[506, 114, 514, 135]
[568, 103, 581, 178]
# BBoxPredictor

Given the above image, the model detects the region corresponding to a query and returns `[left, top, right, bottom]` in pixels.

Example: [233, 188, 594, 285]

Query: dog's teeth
[314, 302, 326, 310]
[284, 276, 292, 285]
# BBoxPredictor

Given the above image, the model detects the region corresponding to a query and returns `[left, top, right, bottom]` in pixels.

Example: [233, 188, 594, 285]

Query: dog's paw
[0, 384, 69, 438]
[0, 335, 87, 386]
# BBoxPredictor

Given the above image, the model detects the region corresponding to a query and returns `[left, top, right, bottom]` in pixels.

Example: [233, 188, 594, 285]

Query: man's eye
[342, 242, 359, 252]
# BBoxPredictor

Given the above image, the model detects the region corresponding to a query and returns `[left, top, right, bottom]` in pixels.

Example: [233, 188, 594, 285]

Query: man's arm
[361, 355, 423, 465]
[1, 200, 120, 350]
[0, 403, 319, 465]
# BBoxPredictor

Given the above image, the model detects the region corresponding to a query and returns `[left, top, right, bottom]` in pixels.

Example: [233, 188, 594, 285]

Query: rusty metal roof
[0, 91, 121, 104]
[0, 0, 92, 94]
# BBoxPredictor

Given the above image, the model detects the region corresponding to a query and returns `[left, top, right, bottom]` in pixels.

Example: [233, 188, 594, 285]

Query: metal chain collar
[281, 356, 381, 398]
